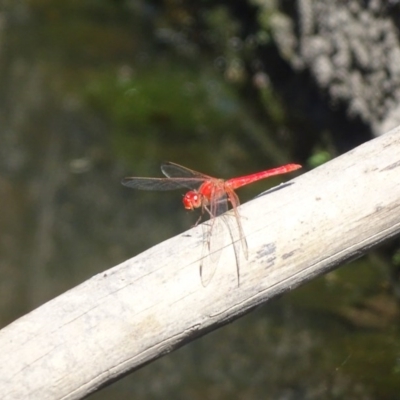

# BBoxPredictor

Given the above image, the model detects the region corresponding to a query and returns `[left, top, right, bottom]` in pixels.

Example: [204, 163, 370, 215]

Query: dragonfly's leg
[193, 214, 203, 227]
[203, 204, 215, 218]
[191, 204, 215, 227]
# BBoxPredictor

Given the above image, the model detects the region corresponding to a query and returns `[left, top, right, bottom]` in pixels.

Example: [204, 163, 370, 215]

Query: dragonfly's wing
[213, 189, 248, 286]
[199, 187, 228, 286]
[200, 189, 248, 286]
[226, 188, 249, 260]
[221, 213, 244, 286]
[210, 186, 228, 218]
[121, 177, 205, 191]
[161, 161, 214, 180]
[200, 216, 224, 286]
[204, 185, 229, 264]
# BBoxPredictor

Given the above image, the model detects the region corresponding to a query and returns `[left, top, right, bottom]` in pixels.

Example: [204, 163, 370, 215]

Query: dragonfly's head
[183, 190, 202, 210]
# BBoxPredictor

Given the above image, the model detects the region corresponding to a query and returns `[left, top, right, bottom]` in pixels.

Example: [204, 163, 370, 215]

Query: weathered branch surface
[1, 127, 400, 400]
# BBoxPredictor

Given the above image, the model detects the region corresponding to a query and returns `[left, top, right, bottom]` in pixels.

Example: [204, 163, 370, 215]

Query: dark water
[0, 2, 399, 399]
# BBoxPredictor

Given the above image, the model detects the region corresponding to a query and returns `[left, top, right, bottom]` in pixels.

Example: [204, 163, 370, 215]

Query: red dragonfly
[122, 162, 301, 285]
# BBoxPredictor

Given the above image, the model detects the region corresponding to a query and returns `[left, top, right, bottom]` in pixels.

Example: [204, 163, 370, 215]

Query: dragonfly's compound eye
[183, 191, 202, 210]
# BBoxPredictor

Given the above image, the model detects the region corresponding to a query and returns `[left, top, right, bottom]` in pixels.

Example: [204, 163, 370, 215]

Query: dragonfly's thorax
[198, 180, 225, 201]
[182, 179, 225, 211]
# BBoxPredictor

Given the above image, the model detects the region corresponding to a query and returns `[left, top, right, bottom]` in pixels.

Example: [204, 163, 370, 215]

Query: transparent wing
[225, 188, 249, 260]
[198, 184, 248, 286]
[221, 212, 247, 286]
[121, 176, 205, 191]
[199, 186, 228, 286]
[122, 162, 213, 191]
[200, 217, 224, 286]
[161, 161, 214, 180]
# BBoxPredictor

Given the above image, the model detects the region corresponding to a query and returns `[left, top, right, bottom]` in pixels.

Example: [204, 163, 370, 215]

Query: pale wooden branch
[1, 127, 400, 400]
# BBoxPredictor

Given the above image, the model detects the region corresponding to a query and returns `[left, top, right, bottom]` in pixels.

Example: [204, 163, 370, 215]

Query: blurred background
[1, 1, 400, 399]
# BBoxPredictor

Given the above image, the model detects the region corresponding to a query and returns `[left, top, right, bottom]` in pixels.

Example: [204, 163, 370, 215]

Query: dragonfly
[122, 162, 301, 285]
